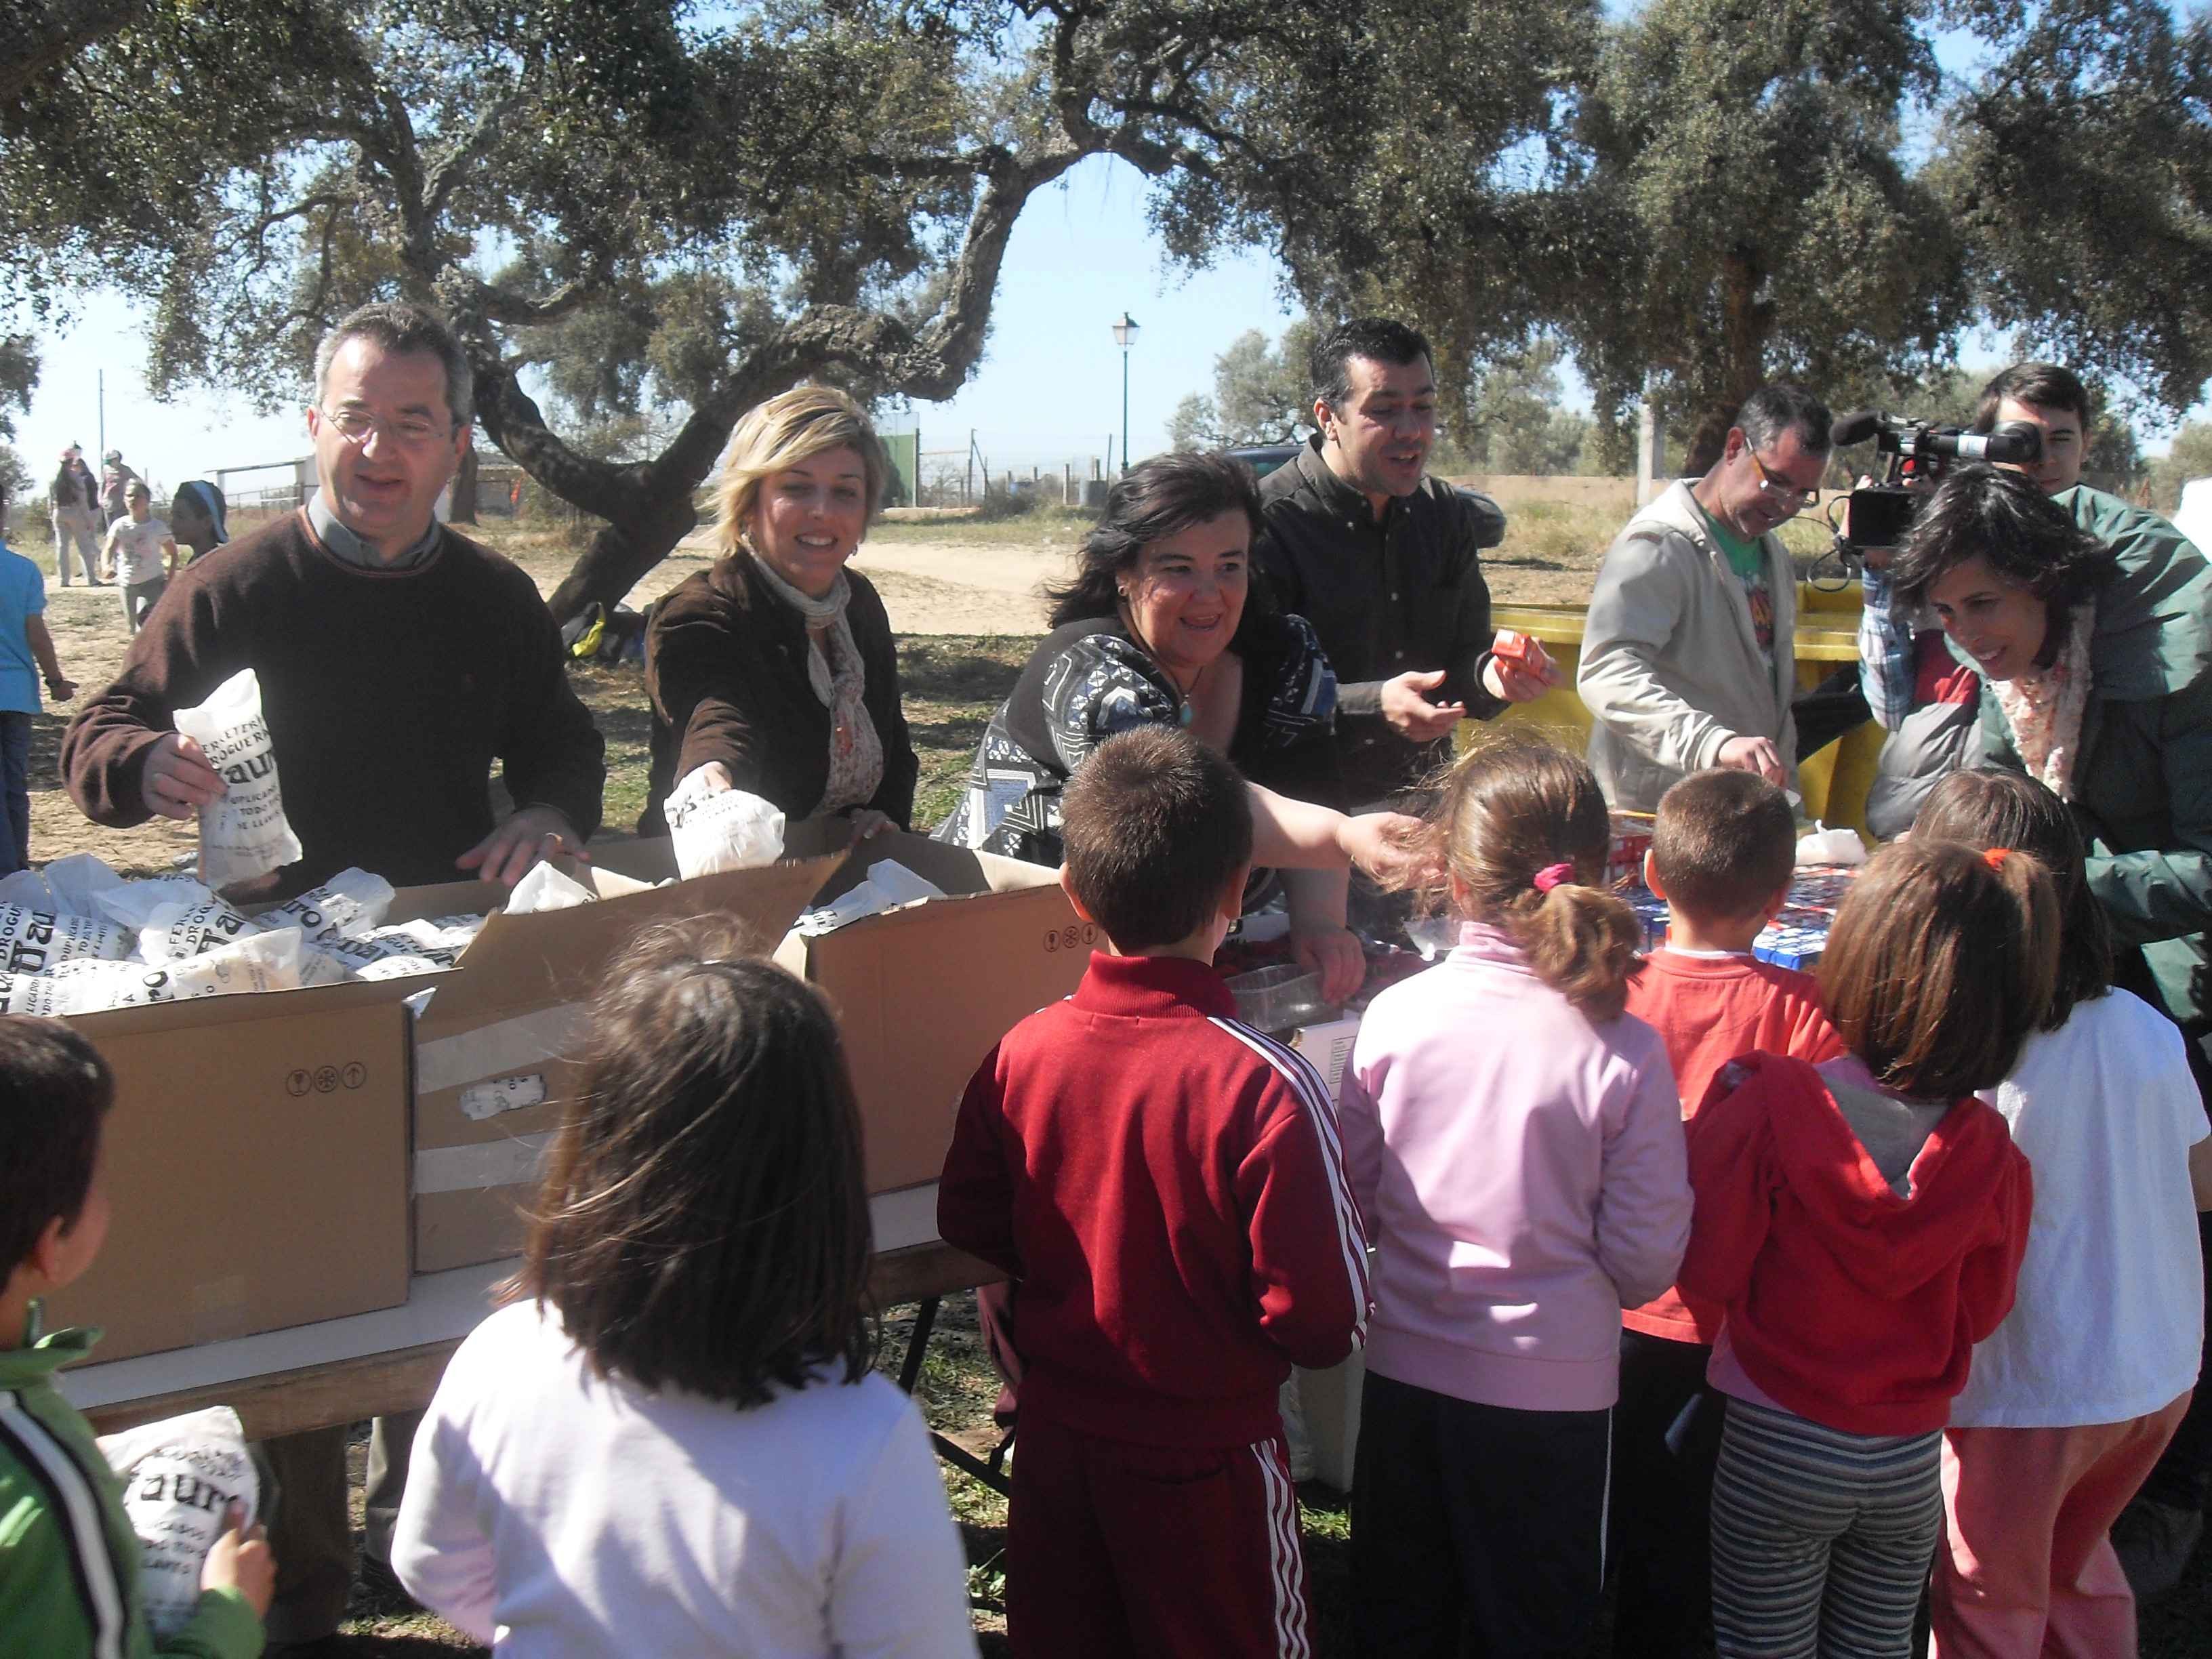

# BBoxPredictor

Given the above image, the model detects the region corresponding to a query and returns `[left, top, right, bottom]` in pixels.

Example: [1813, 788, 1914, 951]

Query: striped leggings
[1711, 1397, 1944, 1659]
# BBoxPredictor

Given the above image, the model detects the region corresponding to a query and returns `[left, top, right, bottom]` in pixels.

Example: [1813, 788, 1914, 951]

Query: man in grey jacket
[1579, 385, 1831, 812]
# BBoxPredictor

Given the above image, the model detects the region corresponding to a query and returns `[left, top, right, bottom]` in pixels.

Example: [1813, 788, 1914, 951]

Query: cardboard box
[43, 979, 415, 1363]
[407, 828, 851, 1272]
[774, 830, 1092, 1194]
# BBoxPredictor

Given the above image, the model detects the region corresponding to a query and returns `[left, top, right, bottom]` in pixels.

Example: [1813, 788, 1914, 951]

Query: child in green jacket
[0, 1017, 272, 1658]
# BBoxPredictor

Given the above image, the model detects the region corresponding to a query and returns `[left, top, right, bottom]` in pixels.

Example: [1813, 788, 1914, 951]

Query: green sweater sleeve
[154, 1584, 265, 1659]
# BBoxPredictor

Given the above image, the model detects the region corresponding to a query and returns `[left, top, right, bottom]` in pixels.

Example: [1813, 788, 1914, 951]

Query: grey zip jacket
[1578, 480, 1798, 812]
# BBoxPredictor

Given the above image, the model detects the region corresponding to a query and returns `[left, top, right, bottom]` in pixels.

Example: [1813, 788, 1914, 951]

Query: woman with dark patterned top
[937, 451, 1372, 1001]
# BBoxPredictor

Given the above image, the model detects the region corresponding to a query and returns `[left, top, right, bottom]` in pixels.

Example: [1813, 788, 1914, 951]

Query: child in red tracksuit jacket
[938, 727, 1369, 1659]
[1680, 840, 2041, 1659]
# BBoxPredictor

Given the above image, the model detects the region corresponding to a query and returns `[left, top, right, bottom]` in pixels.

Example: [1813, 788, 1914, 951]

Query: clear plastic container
[1225, 964, 1332, 1031]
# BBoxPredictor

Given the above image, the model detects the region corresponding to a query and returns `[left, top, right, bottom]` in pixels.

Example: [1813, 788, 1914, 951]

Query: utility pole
[1111, 312, 1141, 476]
[98, 369, 105, 465]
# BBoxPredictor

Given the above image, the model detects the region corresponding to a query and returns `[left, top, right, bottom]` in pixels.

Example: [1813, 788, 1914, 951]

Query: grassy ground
[11, 510, 2207, 1655]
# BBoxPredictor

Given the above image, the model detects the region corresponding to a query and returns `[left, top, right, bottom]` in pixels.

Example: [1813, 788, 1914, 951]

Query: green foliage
[0, 335, 35, 441]
[0, 442, 30, 512]
[1567, 0, 1964, 466]
[1460, 340, 1589, 475]
[1167, 321, 1315, 449]
[1935, 0, 2212, 425]
[2149, 422, 2212, 514]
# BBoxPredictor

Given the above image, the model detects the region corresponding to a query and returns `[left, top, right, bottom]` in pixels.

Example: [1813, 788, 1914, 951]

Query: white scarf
[748, 552, 884, 813]
[1990, 601, 2094, 802]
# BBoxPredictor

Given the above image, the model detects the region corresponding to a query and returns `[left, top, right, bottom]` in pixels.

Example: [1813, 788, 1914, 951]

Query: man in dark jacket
[1254, 317, 1553, 809]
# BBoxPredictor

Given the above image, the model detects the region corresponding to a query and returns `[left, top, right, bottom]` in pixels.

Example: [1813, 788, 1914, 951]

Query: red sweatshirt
[1622, 951, 1844, 1342]
[1677, 1052, 2032, 1436]
[937, 952, 1370, 1449]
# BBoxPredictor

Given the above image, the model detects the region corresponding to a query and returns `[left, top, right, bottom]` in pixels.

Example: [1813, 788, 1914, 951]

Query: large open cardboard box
[774, 830, 1092, 1195]
[405, 826, 850, 1271]
[43, 977, 417, 1364]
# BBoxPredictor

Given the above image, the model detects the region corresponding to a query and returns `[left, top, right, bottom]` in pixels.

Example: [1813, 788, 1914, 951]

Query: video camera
[1829, 410, 2043, 552]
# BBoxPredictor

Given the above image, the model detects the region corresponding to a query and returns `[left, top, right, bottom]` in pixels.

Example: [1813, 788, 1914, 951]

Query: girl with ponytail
[1678, 838, 2042, 1658]
[1339, 732, 1693, 1658]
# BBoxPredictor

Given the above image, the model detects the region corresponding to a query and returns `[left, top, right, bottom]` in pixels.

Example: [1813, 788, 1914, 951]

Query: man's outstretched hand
[1379, 670, 1467, 740]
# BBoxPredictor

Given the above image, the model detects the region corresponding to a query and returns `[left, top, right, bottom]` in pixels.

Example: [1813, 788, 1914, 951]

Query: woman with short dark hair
[935, 451, 1371, 998]
[1891, 462, 2212, 1583]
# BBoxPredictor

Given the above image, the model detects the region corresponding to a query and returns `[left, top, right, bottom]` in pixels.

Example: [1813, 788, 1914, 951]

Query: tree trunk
[1681, 245, 1775, 475]
[544, 499, 702, 623]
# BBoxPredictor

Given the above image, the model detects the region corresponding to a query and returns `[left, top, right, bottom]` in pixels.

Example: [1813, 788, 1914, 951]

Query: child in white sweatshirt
[392, 919, 979, 1658]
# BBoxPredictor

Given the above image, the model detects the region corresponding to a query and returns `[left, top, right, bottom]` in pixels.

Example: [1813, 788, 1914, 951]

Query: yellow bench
[1483, 581, 1883, 834]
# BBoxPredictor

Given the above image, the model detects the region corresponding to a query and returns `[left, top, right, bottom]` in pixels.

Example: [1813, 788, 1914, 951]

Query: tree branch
[0, 0, 147, 104]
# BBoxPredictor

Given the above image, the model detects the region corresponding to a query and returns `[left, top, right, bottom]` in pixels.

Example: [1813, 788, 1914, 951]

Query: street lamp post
[1111, 312, 1140, 476]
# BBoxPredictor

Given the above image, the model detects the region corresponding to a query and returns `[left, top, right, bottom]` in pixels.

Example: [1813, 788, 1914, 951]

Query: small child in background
[1339, 731, 1691, 1658]
[1612, 766, 1843, 1657]
[1915, 769, 2212, 1658]
[0, 475, 76, 876]
[393, 919, 978, 1658]
[0, 1017, 273, 1658]
[938, 725, 1368, 1659]
[102, 481, 176, 636]
[1680, 839, 2041, 1659]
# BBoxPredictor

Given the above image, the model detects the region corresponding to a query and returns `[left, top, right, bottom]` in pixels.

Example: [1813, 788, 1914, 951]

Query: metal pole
[98, 369, 105, 466]
[1120, 348, 1130, 476]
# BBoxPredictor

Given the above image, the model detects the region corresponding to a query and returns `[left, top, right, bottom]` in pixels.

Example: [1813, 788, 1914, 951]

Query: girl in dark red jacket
[1679, 840, 2043, 1659]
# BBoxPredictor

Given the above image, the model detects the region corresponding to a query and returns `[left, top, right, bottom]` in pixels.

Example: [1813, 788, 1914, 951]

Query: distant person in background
[168, 480, 230, 565]
[98, 449, 140, 527]
[102, 480, 177, 634]
[0, 478, 76, 876]
[47, 447, 102, 586]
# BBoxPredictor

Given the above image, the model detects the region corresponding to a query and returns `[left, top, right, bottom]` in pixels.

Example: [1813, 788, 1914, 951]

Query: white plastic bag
[50, 928, 306, 1010]
[0, 869, 58, 912]
[795, 858, 946, 935]
[506, 861, 596, 914]
[356, 954, 453, 981]
[0, 903, 131, 973]
[1795, 824, 1868, 866]
[173, 668, 304, 887]
[95, 874, 218, 931]
[666, 769, 785, 880]
[98, 1408, 259, 1641]
[138, 899, 256, 964]
[43, 853, 124, 918]
[249, 867, 394, 943]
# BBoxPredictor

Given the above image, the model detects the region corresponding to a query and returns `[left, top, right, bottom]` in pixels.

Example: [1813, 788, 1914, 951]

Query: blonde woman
[642, 387, 916, 837]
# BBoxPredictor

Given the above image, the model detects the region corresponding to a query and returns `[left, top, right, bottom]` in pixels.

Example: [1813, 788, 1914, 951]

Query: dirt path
[674, 530, 1069, 635]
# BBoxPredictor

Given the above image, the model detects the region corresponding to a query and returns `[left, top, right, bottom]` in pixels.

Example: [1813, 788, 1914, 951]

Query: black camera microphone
[1829, 409, 1884, 448]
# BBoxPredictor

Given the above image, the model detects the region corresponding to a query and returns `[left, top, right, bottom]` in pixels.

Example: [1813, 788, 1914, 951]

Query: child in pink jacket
[1340, 733, 1692, 1659]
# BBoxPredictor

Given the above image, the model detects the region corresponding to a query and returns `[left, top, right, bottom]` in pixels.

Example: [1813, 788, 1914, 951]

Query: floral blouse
[933, 611, 1342, 865]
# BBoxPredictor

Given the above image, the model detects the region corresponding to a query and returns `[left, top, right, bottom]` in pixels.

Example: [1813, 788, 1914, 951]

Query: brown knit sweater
[62, 510, 605, 893]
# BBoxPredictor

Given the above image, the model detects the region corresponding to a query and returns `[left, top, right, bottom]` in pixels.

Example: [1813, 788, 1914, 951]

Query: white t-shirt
[392, 1300, 981, 1658]
[106, 515, 172, 586]
[1950, 987, 2207, 1428]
